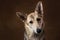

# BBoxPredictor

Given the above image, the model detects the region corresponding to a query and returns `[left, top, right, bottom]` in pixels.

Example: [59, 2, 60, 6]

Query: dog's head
[16, 1, 44, 34]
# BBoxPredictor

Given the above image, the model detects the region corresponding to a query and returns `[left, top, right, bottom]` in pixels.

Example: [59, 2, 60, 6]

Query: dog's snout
[37, 29, 41, 33]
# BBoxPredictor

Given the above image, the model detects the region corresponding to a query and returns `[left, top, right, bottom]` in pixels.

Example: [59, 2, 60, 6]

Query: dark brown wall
[0, 0, 60, 40]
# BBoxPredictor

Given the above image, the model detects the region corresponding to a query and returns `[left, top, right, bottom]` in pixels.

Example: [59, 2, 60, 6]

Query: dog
[16, 1, 45, 40]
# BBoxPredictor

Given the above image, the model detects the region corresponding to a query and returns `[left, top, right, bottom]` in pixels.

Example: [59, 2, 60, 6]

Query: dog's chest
[24, 33, 40, 40]
[24, 36, 39, 40]
[28, 38, 39, 40]
[24, 31, 45, 40]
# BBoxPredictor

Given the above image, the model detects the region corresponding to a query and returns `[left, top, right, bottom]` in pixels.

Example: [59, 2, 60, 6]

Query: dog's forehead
[26, 12, 39, 22]
[27, 12, 38, 19]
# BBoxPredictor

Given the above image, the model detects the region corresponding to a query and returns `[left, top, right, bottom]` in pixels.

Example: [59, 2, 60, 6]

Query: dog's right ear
[16, 12, 27, 22]
[35, 1, 43, 15]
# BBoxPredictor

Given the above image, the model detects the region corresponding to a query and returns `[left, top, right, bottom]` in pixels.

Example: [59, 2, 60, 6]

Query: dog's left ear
[35, 1, 43, 15]
[16, 12, 27, 22]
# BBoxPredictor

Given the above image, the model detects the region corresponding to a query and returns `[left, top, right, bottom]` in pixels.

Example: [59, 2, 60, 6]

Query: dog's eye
[37, 18, 41, 21]
[29, 21, 33, 24]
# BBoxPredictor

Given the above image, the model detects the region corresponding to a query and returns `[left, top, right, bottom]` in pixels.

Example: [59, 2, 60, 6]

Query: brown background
[0, 0, 60, 40]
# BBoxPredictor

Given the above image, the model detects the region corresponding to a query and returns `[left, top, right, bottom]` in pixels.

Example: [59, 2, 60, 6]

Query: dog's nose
[37, 29, 41, 33]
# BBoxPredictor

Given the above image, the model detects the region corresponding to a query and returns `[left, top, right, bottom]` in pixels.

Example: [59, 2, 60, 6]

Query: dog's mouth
[34, 33, 40, 37]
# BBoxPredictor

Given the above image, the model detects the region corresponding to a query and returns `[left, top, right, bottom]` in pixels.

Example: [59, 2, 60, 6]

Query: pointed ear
[35, 1, 43, 15]
[16, 12, 27, 22]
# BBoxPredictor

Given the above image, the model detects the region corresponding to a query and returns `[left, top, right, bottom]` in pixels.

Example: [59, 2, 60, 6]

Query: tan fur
[24, 11, 44, 40]
[16, 1, 45, 40]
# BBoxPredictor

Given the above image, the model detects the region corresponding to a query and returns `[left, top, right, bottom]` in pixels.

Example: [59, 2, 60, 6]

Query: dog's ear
[35, 1, 43, 15]
[16, 12, 27, 22]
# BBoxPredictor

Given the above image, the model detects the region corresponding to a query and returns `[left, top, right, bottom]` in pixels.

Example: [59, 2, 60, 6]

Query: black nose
[37, 29, 41, 33]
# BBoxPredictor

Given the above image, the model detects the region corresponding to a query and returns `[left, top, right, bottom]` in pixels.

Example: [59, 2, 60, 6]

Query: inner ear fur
[35, 1, 43, 15]
[16, 12, 27, 22]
